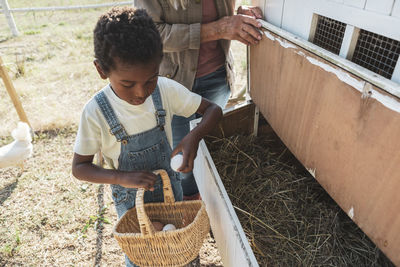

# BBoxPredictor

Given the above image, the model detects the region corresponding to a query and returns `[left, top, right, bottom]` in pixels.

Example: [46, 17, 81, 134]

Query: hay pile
[205, 131, 394, 266]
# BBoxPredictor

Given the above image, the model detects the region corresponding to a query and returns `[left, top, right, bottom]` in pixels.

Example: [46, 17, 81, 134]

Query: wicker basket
[113, 169, 210, 267]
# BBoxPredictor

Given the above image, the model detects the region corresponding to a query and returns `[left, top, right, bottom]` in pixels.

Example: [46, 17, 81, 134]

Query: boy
[71, 7, 222, 267]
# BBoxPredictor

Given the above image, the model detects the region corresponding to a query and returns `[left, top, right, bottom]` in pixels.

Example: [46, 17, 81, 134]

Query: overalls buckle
[109, 124, 124, 136]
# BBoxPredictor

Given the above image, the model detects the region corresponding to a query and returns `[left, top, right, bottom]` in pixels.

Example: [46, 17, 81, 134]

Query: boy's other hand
[118, 170, 157, 191]
[171, 134, 200, 173]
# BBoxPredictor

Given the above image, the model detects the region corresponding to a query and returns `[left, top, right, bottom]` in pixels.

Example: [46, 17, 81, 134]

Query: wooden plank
[250, 26, 400, 265]
[193, 140, 259, 267]
[339, 25, 360, 59]
[191, 105, 259, 267]
[392, 56, 400, 84]
[0, 56, 31, 128]
[209, 101, 255, 138]
[343, 0, 366, 8]
[393, 0, 400, 18]
[263, 0, 285, 27]
[365, 0, 394, 15]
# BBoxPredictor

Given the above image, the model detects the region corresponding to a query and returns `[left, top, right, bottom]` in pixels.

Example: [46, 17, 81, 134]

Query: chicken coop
[192, 0, 400, 266]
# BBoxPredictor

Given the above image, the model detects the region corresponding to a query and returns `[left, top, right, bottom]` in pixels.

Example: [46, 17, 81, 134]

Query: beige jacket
[135, 0, 235, 90]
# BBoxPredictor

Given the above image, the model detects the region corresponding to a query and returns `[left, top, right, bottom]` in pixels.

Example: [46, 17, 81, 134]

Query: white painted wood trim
[246, 45, 251, 101]
[255, 0, 285, 28]
[339, 25, 360, 59]
[0, 0, 19, 36]
[308, 13, 319, 42]
[190, 119, 259, 267]
[364, 0, 394, 15]
[392, 57, 400, 84]
[258, 19, 400, 95]
[253, 106, 259, 137]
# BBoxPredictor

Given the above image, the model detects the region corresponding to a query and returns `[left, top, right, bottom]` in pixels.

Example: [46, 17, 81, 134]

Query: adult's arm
[201, 14, 262, 46]
[135, 0, 201, 52]
[135, 1, 263, 50]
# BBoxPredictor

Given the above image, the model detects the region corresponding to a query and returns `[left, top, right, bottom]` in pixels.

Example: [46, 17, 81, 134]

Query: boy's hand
[118, 170, 158, 190]
[171, 134, 200, 173]
[169, 98, 222, 173]
[72, 153, 158, 190]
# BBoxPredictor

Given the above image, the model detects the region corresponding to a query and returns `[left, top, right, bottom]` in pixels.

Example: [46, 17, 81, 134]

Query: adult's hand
[237, 5, 263, 19]
[213, 14, 262, 46]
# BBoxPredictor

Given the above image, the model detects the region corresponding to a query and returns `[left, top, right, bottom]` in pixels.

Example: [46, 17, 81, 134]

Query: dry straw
[206, 131, 394, 267]
[113, 169, 210, 267]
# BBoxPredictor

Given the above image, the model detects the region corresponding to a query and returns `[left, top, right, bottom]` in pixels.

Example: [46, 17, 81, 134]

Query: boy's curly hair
[94, 7, 162, 73]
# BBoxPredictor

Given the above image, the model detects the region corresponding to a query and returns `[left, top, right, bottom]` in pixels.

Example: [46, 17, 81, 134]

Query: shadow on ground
[0, 178, 18, 206]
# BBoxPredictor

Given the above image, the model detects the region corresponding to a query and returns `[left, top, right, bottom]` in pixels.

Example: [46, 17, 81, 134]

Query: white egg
[170, 154, 183, 172]
[162, 224, 176, 231]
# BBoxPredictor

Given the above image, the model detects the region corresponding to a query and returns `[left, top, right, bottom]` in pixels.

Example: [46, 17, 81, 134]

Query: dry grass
[0, 1, 247, 266]
[205, 128, 395, 267]
[0, 4, 118, 135]
[0, 128, 125, 266]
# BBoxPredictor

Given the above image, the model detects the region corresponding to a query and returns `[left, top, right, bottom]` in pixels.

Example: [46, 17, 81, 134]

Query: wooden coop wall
[249, 27, 400, 265]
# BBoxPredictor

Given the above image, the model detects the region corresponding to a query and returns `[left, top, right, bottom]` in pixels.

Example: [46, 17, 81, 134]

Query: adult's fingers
[237, 36, 251, 46]
[237, 6, 263, 19]
[241, 24, 262, 43]
[251, 7, 263, 19]
[241, 15, 262, 29]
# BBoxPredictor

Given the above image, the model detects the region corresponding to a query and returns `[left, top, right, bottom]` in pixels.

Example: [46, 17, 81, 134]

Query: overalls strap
[151, 85, 166, 130]
[95, 91, 129, 141]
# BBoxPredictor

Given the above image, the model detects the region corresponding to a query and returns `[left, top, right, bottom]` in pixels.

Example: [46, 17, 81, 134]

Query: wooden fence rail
[0, 0, 133, 36]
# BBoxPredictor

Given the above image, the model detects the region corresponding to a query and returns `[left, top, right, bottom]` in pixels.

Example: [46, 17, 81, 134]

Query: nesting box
[191, 19, 400, 266]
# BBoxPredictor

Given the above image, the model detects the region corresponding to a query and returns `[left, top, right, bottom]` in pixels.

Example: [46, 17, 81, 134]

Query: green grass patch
[24, 30, 41, 35]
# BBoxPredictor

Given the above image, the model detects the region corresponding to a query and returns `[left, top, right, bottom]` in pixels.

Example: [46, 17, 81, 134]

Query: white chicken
[0, 122, 33, 170]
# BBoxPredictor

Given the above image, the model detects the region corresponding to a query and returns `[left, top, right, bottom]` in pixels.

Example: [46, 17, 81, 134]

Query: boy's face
[95, 58, 160, 105]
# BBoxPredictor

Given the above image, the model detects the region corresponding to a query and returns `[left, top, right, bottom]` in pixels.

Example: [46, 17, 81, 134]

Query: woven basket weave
[113, 169, 210, 267]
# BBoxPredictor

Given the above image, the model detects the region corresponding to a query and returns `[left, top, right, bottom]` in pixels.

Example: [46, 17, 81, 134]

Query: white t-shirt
[74, 77, 201, 169]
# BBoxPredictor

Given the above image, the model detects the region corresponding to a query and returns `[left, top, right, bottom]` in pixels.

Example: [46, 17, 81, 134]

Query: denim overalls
[172, 65, 230, 196]
[95, 85, 183, 267]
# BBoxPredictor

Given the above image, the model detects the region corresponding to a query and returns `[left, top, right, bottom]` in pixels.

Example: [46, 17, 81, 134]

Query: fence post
[0, 0, 19, 36]
[0, 56, 31, 128]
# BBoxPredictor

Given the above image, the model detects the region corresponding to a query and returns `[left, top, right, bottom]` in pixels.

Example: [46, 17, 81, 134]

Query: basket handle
[136, 169, 176, 237]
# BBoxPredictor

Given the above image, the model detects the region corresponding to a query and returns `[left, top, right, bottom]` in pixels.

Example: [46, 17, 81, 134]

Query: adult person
[135, 0, 263, 200]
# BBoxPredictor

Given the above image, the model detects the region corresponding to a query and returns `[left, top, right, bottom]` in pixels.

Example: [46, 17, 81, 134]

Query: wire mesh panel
[312, 15, 346, 55]
[352, 29, 400, 79]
